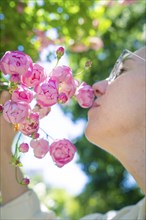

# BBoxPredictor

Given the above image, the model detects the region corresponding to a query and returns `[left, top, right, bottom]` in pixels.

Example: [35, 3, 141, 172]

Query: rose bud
[19, 143, 29, 153]
[20, 177, 30, 185]
[56, 47, 64, 60]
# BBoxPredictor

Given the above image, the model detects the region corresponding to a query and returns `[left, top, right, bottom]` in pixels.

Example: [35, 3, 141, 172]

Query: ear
[0, 91, 11, 104]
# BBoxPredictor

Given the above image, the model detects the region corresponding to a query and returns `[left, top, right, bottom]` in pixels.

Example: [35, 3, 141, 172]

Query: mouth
[91, 101, 100, 108]
[88, 101, 100, 118]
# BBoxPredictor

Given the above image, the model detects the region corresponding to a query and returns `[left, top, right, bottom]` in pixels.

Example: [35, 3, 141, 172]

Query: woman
[82, 46, 146, 219]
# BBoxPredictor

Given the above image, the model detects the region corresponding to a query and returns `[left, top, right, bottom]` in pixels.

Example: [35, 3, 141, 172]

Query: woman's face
[85, 47, 146, 149]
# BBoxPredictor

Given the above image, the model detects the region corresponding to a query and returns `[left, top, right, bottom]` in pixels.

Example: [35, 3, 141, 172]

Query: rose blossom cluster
[0, 47, 94, 185]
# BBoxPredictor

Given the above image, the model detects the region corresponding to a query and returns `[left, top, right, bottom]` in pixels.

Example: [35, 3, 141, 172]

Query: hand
[0, 91, 17, 155]
[0, 91, 28, 205]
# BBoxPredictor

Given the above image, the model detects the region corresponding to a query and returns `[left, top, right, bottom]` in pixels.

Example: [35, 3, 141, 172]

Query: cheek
[85, 99, 129, 145]
[85, 105, 114, 144]
[86, 79, 144, 144]
[108, 75, 145, 131]
[86, 71, 145, 146]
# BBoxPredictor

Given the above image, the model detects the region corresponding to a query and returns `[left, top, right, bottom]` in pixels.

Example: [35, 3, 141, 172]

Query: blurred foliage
[0, 0, 145, 219]
[29, 175, 81, 220]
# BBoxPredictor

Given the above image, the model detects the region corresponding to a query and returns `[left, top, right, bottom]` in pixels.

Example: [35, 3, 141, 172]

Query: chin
[85, 123, 97, 145]
[85, 122, 108, 149]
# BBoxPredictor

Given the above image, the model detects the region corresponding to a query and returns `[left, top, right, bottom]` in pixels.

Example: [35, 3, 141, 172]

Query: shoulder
[80, 197, 146, 220]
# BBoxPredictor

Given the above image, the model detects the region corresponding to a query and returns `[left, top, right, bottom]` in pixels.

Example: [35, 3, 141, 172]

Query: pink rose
[22, 63, 46, 88]
[10, 73, 21, 83]
[35, 78, 58, 107]
[59, 78, 76, 99]
[30, 138, 49, 158]
[0, 51, 33, 75]
[57, 92, 68, 104]
[75, 82, 95, 108]
[19, 143, 29, 153]
[11, 85, 33, 104]
[51, 65, 72, 82]
[3, 100, 29, 124]
[51, 66, 76, 98]
[49, 139, 76, 167]
[33, 104, 51, 119]
[19, 112, 39, 136]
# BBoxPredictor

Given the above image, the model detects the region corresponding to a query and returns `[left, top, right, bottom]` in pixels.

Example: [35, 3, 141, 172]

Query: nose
[92, 80, 108, 97]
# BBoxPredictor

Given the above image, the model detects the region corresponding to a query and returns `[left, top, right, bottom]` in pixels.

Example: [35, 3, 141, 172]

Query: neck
[109, 129, 146, 194]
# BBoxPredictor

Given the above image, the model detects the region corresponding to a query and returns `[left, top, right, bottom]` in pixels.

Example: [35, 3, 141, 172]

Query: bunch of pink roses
[0, 47, 95, 185]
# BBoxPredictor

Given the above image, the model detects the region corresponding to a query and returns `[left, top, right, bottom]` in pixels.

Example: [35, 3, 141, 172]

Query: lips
[91, 101, 100, 108]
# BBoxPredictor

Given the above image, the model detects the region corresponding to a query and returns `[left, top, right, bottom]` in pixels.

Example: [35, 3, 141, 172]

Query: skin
[0, 91, 28, 205]
[85, 46, 146, 194]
